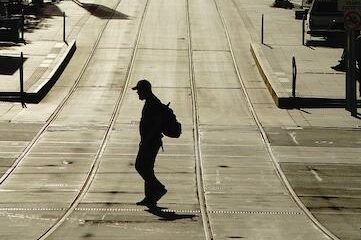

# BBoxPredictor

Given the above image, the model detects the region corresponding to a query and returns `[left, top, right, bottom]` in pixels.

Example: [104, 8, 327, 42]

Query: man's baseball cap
[131, 79, 151, 91]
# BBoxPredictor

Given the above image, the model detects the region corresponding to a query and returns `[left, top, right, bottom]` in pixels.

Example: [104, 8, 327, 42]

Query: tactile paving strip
[25, 67, 47, 89]
[0, 207, 304, 215]
[209, 210, 304, 215]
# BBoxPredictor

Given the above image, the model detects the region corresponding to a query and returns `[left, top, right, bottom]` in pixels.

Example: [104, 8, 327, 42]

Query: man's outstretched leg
[135, 142, 167, 207]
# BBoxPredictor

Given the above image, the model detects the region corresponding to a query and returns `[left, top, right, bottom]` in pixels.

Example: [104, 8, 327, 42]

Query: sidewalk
[248, 2, 359, 109]
[0, 0, 82, 103]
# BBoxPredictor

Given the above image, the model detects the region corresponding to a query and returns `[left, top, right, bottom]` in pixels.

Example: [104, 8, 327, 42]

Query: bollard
[302, 15, 305, 46]
[63, 12, 66, 43]
[21, 8, 24, 41]
[20, 52, 26, 108]
[261, 14, 264, 45]
[292, 56, 297, 97]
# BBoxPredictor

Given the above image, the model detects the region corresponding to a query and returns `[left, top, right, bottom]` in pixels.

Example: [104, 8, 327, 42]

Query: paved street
[0, 0, 360, 239]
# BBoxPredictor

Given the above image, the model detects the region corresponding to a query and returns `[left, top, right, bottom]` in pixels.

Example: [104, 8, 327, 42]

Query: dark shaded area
[22, 3, 63, 34]
[218, 165, 229, 168]
[0, 41, 22, 48]
[72, 0, 130, 20]
[281, 162, 361, 240]
[266, 126, 361, 148]
[33, 2, 64, 17]
[306, 38, 344, 48]
[279, 97, 361, 109]
[0, 55, 26, 75]
[272, 0, 294, 9]
[0, 19, 22, 42]
[0, 2, 65, 43]
[228, 237, 245, 239]
[146, 206, 196, 221]
[82, 233, 94, 238]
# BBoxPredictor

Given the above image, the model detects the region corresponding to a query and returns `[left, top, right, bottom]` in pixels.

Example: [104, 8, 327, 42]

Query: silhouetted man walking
[132, 79, 167, 208]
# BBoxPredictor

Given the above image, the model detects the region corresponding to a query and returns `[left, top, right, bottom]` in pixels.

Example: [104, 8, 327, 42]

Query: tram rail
[35, 0, 151, 238]
[0, 0, 149, 237]
[185, 0, 214, 239]
[210, 0, 340, 239]
[0, 0, 125, 186]
[0, 0, 219, 238]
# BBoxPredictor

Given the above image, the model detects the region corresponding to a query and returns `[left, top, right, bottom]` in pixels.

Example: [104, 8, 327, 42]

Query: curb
[250, 42, 291, 108]
[0, 40, 77, 104]
[249, 42, 359, 109]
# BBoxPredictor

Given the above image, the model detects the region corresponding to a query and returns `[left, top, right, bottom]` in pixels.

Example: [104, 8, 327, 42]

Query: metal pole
[63, 12, 66, 43]
[292, 56, 297, 97]
[346, 30, 357, 115]
[302, 15, 305, 46]
[21, 8, 24, 41]
[346, 31, 351, 111]
[20, 52, 26, 108]
[261, 14, 264, 45]
[350, 32, 357, 116]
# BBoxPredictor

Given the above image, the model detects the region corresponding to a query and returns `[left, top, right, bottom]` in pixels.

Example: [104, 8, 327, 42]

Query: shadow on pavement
[146, 206, 196, 221]
[306, 39, 344, 48]
[0, 2, 64, 44]
[281, 97, 361, 109]
[23, 3, 64, 33]
[0, 42, 23, 49]
[0, 56, 27, 75]
[35, 2, 64, 16]
[72, 0, 130, 19]
[271, 0, 294, 9]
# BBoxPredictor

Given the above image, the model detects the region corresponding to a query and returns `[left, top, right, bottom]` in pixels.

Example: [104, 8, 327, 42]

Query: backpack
[161, 102, 182, 138]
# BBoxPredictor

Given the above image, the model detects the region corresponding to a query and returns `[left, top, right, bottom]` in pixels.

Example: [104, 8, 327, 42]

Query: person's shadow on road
[146, 206, 196, 221]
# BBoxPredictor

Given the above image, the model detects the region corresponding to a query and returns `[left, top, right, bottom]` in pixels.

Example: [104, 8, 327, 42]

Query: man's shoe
[153, 188, 167, 203]
[331, 63, 346, 72]
[136, 198, 149, 206]
[136, 198, 157, 208]
[145, 200, 157, 208]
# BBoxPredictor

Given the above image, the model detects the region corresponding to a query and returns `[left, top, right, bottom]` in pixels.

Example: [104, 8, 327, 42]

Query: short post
[21, 8, 24, 41]
[302, 15, 305, 45]
[346, 30, 357, 115]
[63, 11, 66, 43]
[261, 14, 264, 44]
[20, 52, 26, 108]
[292, 56, 297, 97]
